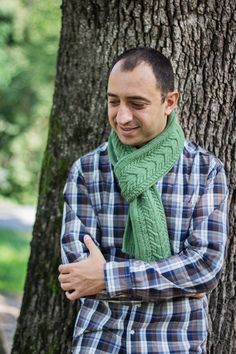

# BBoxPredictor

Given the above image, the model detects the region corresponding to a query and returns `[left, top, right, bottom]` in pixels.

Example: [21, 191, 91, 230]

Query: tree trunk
[12, 1, 235, 353]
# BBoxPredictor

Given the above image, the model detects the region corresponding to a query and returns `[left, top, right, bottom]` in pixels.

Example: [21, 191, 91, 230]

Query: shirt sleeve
[60, 160, 100, 264]
[104, 163, 229, 301]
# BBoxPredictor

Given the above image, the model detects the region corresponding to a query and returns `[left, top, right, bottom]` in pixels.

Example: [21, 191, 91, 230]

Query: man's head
[107, 47, 179, 147]
[109, 47, 175, 103]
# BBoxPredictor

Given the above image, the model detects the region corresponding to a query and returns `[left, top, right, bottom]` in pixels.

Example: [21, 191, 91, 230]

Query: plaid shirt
[61, 140, 228, 354]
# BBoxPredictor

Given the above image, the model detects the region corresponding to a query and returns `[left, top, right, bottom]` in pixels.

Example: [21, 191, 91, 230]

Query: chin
[118, 137, 135, 146]
[119, 136, 143, 147]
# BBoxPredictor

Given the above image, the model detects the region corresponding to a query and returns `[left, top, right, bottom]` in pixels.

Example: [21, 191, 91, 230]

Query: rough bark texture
[12, 1, 235, 353]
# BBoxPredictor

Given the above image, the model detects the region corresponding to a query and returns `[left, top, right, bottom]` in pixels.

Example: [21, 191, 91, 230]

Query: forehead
[107, 61, 159, 97]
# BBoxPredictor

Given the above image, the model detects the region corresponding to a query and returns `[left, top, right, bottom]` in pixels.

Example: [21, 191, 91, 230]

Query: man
[58, 47, 228, 353]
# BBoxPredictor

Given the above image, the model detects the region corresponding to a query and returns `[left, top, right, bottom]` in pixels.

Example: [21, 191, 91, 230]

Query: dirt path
[0, 201, 35, 353]
[0, 201, 35, 232]
[0, 293, 22, 354]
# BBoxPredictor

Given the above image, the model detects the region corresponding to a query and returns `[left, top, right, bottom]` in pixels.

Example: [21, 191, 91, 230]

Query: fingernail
[84, 235, 90, 242]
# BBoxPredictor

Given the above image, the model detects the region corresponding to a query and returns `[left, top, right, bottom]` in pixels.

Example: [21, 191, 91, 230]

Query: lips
[121, 127, 137, 131]
[118, 126, 139, 134]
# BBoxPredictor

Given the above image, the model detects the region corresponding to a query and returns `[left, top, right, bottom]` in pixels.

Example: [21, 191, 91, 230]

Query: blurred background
[0, 0, 61, 351]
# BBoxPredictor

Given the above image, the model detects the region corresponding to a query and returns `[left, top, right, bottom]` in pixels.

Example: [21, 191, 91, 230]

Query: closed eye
[108, 101, 119, 107]
[131, 102, 146, 110]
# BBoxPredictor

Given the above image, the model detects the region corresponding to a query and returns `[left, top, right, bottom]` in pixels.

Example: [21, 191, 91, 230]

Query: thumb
[84, 235, 101, 256]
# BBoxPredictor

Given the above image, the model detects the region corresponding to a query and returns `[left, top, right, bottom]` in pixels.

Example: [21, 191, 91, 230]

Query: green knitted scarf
[108, 111, 185, 262]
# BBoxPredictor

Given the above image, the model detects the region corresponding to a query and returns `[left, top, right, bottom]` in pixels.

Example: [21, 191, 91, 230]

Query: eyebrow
[107, 92, 151, 103]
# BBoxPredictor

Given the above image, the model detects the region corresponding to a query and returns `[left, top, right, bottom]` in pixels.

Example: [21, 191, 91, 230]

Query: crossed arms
[58, 158, 228, 302]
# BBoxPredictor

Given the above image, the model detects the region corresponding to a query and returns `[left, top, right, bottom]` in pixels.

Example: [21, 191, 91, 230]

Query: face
[107, 61, 179, 147]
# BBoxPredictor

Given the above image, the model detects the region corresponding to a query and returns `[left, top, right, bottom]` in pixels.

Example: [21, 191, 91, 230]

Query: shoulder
[176, 140, 228, 199]
[183, 140, 225, 175]
[67, 142, 109, 182]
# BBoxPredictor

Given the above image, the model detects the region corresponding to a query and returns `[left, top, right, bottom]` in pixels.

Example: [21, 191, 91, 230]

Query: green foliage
[0, 0, 61, 204]
[0, 227, 31, 293]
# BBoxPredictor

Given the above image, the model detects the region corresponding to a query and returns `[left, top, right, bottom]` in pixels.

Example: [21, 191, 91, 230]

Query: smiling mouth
[118, 126, 139, 137]
[119, 126, 139, 131]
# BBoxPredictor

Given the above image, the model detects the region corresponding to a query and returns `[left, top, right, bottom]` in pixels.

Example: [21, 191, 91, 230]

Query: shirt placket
[125, 304, 140, 354]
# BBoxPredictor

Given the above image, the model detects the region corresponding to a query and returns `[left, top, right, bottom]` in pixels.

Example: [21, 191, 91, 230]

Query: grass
[0, 228, 31, 294]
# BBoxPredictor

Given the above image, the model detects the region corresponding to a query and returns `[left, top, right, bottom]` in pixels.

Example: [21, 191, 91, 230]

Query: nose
[116, 104, 133, 125]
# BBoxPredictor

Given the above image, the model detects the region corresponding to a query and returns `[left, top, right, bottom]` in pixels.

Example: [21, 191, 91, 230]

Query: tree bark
[12, 0, 235, 353]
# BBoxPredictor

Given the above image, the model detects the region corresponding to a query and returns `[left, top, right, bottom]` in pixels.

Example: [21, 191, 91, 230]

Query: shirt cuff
[104, 261, 133, 298]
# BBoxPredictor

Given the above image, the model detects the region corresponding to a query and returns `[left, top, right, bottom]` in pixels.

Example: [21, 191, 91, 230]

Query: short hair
[109, 47, 175, 101]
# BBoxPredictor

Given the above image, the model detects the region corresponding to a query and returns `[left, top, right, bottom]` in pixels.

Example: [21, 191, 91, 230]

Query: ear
[164, 91, 179, 116]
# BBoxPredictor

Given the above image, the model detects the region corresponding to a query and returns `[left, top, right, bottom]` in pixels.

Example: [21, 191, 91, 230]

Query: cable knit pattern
[108, 111, 185, 261]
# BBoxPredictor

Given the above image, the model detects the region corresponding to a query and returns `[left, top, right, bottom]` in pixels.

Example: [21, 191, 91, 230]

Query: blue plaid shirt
[61, 140, 228, 354]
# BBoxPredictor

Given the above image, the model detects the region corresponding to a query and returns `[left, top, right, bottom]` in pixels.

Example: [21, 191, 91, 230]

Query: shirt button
[130, 330, 135, 335]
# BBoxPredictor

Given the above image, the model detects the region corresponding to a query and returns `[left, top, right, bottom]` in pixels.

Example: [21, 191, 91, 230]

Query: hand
[58, 235, 106, 301]
[189, 293, 205, 299]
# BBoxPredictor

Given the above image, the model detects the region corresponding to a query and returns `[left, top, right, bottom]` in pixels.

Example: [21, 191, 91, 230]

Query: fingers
[190, 293, 205, 299]
[58, 263, 79, 299]
[65, 289, 80, 301]
[84, 235, 95, 250]
[58, 274, 72, 291]
[58, 273, 73, 291]
[58, 264, 71, 274]
[60, 282, 73, 291]
[84, 235, 102, 257]
[58, 273, 70, 283]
